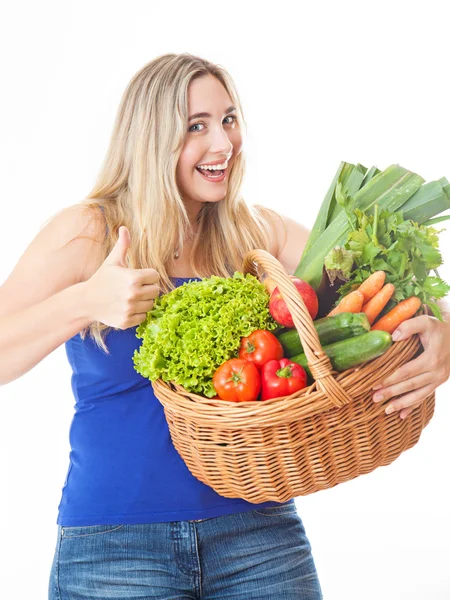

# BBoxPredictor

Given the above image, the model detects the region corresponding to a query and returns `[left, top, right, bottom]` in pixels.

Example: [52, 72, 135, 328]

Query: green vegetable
[276, 312, 370, 357]
[333, 206, 450, 320]
[328, 163, 379, 225]
[295, 164, 425, 289]
[422, 215, 450, 226]
[295, 163, 450, 290]
[290, 330, 392, 380]
[301, 161, 348, 257]
[324, 246, 354, 285]
[302, 162, 382, 259]
[132, 272, 278, 398]
[400, 177, 450, 224]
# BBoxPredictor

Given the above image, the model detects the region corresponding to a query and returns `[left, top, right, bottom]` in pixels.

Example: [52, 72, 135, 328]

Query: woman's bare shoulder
[254, 205, 310, 276]
[0, 203, 107, 320]
[49, 202, 108, 282]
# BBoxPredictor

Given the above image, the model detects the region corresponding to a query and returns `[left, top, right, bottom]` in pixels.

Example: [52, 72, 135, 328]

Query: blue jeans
[48, 500, 323, 599]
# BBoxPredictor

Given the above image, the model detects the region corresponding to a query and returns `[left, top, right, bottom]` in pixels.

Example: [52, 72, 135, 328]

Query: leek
[295, 164, 424, 289]
[400, 177, 450, 223]
[327, 163, 370, 224]
[422, 214, 450, 226]
[301, 161, 347, 258]
[295, 163, 450, 290]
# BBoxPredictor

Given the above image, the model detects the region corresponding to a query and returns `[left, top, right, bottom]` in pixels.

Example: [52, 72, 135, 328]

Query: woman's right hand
[84, 226, 160, 329]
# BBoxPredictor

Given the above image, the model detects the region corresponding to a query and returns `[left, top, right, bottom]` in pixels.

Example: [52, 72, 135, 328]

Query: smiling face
[176, 74, 243, 223]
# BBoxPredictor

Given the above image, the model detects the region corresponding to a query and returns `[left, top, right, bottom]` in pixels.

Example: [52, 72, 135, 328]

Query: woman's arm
[0, 205, 101, 386]
[0, 282, 92, 385]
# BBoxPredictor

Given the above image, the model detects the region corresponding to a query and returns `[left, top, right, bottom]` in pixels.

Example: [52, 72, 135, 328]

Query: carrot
[327, 290, 365, 317]
[362, 283, 395, 325]
[357, 271, 386, 303]
[371, 296, 422, 333]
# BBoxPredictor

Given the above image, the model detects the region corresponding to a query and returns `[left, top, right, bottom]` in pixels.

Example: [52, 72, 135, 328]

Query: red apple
[269, 277, 318, 326]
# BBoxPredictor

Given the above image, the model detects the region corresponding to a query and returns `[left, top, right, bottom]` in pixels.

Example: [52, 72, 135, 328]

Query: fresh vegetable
[422, 214, 450, 226]
[290, 330, 392, 379]
[295, 164, 425, 289]
[371, 296, 422, 334]
[269, 277, 319, 326]
[314, 268, 348, 319]
[239, 329, 283, 369]
[324, 246, 355, 285]
[362, 283, 395, 325]
[133, 272, 277, 398]
[357, 270, 386, 303]
[301, 161, 379, 259]
[401, 177, 450, 224]
[213, 358, 261, 402]
[295, 162, 450, 291]
[276, 312, 371, 357]
[260, 358, 307, 401]
[327, 290, 365, 317]
[326, 205, 450, 319]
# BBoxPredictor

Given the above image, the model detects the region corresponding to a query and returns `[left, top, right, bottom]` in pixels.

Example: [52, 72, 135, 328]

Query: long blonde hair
[74, 53, 283, 354]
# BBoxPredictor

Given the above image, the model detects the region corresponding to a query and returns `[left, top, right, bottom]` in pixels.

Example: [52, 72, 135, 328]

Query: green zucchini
[276, 312, 371, 358]
[290, 330, 392, 380]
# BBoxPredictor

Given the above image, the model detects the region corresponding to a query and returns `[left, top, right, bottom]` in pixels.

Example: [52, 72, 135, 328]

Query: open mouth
[196, 166, 227, 180]
[195, 167, 228, 182]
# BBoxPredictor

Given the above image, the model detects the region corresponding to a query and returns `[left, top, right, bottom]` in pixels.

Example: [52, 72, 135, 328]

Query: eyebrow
[188, 106, 236, 122]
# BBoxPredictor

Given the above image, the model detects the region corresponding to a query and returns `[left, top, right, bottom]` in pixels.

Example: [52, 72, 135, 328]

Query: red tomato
[269, 277, 319, 327]
[239, 329, 283, 369]
[260, 358, 307, 400]
[213, 358, 261, 402]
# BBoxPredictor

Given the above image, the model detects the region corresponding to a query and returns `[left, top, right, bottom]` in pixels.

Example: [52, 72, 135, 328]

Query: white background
[1, 1, 449, 598]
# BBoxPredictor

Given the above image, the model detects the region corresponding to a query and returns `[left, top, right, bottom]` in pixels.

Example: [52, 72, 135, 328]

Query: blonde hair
[74, 52, 283, 354]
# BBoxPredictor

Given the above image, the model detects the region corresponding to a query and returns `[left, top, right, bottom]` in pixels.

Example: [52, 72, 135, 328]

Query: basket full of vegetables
[133, 161, 450, 503]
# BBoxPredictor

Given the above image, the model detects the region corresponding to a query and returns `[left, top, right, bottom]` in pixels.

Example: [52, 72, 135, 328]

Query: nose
[209, 123, 234, 157]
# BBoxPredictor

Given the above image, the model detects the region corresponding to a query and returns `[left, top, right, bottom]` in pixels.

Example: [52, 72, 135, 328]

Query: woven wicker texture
[152, 250, 435, 502]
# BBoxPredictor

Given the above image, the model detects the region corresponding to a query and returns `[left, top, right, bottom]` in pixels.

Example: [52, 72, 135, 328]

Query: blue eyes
[188, 114, 238, 133]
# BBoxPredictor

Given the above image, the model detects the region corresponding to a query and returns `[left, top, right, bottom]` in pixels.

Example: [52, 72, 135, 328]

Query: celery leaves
[336, 208, 450, 320]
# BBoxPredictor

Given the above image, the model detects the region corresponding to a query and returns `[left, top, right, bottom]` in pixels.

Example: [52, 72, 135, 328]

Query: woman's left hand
[372, 314, 450, 419]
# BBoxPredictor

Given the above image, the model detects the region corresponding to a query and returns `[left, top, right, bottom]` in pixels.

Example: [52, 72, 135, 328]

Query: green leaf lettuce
[132, 272, 278, 397]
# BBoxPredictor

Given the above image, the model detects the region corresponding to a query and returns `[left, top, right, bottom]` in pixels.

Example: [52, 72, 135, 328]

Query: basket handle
[243, 249, 354, 408]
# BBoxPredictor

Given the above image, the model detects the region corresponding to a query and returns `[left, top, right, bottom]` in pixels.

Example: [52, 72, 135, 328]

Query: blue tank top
[56, 213, 286, 526]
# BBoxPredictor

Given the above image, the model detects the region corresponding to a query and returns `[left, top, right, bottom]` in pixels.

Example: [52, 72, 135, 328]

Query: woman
[1, 53, 448, 599]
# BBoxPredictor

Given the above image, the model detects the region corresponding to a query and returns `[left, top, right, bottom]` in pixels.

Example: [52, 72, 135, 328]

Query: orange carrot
[327, 290, 365, 317]
[371, 296, 422, 334]
[357, 271, 386, 303]
[362, 283, 395, 325]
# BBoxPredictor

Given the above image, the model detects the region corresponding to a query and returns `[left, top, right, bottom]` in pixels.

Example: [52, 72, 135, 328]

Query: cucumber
[290, 330, 392, 380]
[276, 312, 371, 358]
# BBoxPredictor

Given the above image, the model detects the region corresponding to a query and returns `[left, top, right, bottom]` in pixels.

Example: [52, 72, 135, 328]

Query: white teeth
[197, 162, 227, 171]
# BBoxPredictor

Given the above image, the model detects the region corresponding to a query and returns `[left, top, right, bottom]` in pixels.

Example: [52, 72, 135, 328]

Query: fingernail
[373, 393, 384, 402]
[392, 330, 402, 341]
[372, 384, 382, 391]
[385, 405, 394, 415]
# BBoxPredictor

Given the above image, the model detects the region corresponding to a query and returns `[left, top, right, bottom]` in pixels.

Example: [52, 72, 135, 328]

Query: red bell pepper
[260, 358, 307, 401]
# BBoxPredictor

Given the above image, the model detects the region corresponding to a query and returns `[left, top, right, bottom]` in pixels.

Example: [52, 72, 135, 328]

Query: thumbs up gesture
[84, 226, 161, 329]
[106, 225, 132, 268]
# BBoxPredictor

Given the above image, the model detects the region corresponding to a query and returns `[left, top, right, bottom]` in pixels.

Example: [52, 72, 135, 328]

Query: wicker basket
[152, 250, 435, 503]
